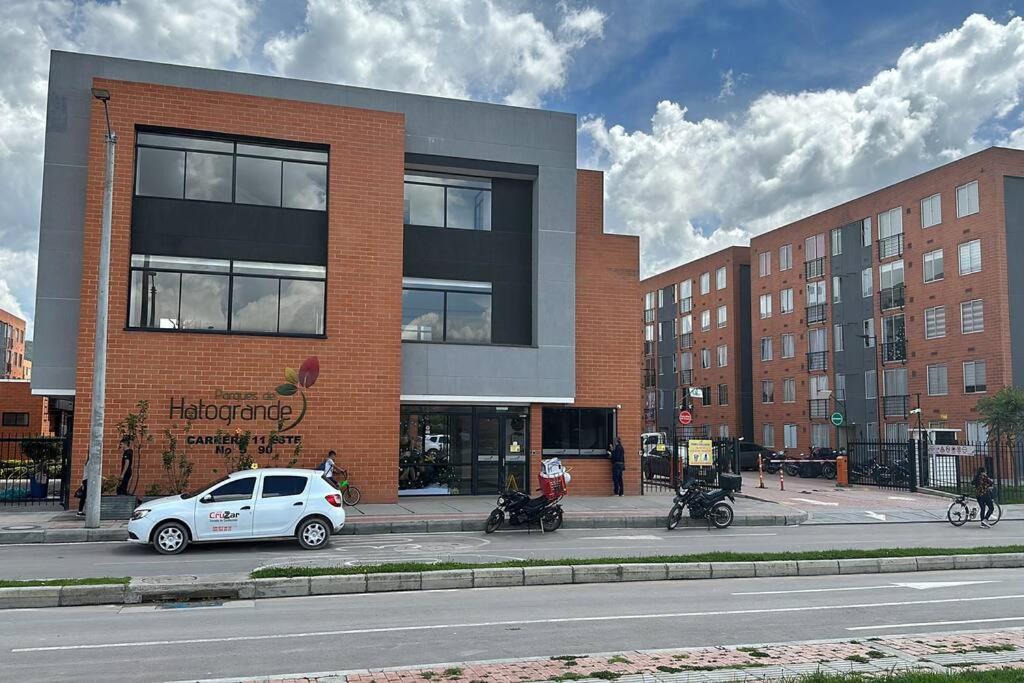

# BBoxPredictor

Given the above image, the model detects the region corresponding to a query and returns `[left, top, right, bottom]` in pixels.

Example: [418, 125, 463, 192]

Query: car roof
[227, 468, 321, 477]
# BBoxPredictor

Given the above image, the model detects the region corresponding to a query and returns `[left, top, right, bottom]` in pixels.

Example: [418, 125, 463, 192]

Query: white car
[128, 468, 345, 555]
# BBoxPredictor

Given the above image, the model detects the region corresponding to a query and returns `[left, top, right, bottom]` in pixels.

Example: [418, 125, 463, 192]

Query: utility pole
[84, 88, 116, 529]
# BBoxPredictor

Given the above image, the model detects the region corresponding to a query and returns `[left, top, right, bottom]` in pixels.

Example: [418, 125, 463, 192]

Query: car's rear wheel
[153, 521, 189, 555]
[297, 517, 331, 550]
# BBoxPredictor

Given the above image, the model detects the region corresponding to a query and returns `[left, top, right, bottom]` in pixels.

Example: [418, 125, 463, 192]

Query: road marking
[848, 616, 1024, 631]
[791, 498, 839, 506]
[865, 512, 887, 521]
[732, 580, 998, 596]
[888, 496, 916, 501]
[580, 535, 662, 541]
[14, 593, 1024, 653]
[893, 581, 999, 590]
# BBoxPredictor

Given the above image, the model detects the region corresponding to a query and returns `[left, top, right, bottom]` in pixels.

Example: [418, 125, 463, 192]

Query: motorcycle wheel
[666, 504, 684, 531]
[765, 461, 781, 474]
[821, 462, 837, 480]
[541, 507, 563, 533]
[784, 463, 800, 478]
[709, 502, 734, 529]
[485, 508, 504, 534]
[874, 468, 893, 485]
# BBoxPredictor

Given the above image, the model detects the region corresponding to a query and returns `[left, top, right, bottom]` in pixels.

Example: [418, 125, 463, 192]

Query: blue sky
[2, 0, 1024, 337]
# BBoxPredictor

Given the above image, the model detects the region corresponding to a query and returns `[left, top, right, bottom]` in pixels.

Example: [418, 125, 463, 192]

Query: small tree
[116, 400, 154, 494]
[975, 386, 1024, 446]
[161, 423, 195, 494]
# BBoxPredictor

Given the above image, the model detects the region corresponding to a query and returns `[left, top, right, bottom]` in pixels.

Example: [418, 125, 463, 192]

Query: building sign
[930, 444, 977, 457]
[688, 439, 713, 467]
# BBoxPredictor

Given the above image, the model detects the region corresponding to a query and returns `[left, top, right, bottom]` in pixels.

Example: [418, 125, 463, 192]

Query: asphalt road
[2, 521, 1023, 580]
[4, 567, 1024, 682]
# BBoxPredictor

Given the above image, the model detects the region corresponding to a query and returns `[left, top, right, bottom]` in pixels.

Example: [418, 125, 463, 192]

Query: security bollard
[758, 455, 765, 489]
[836, 455, 849, 487]
[779, 465, 785, 491]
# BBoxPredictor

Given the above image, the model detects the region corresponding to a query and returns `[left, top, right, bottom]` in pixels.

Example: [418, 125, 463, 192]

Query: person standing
[75, 454, 89, 517]
[609, 437, 626, 496]
[972, 465, 995, 528]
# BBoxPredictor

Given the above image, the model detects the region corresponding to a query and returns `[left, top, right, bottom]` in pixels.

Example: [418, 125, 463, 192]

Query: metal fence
[917, 440, 1024, 504]
[0, 434, 71, 507]
[641, 433, 740, 494]
[847, 440, 915, 491]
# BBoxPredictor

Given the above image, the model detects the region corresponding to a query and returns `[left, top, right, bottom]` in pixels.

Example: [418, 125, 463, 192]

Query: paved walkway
[237, 627, 1024, 682]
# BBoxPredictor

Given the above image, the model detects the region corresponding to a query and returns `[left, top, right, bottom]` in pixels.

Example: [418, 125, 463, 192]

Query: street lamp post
[84, 88, 116, 529]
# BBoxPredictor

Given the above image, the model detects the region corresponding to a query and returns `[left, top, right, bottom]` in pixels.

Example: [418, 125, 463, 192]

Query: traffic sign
[679, 410, 693, 425]
[830, 411, 844, 426]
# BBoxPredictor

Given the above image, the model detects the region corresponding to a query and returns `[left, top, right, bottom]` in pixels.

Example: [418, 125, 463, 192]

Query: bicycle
[946, 493, 1001, 527]
[336, 468, 361, 506]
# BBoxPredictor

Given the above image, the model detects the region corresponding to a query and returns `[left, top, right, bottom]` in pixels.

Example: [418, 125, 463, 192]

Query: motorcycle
[666, 478, 737, 530]
[485, 489, 563, 533]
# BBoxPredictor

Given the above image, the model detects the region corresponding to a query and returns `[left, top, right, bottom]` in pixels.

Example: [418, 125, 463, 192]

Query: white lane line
[866, 512, 888, 522]
[580, 535, 663, 541]
[14, 593, 1024, 653]
[734, 580, 998, 596]
[790, 499, 839, 506]
[848, 616, 1024, 631]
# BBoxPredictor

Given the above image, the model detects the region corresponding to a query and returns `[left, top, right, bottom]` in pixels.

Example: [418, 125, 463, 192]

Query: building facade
[0, 308, 28, 380]
[32, 52, 640, 502]
[641, 246, 753, 440]
[749, 147, 1024, 453]
[0, 381, 52, 436]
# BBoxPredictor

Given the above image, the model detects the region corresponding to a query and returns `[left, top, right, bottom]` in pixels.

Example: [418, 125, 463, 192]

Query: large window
[404, 173, 491, 230]
[959, 240, 982, 275]
[701, 309, 711, 331]
[718, 383, 729, 405]
[961, 299, 984, 334]
[781, 333, 795, 358]
[542, 408, 615, 456]
[925, 306, 946, 339]
[135, 132, 328, 211]
[717, 344, 728, 367]
[923, 249, 944, 283]
[760, 336, 773, 361]
[927, 364, 948, 396]
[761, 380, 774, 404]
[783, 378, 796, 403]
[763, 423, 775, 448]
[921, 193, 942, 228]
[402, 278, 492, 344]
[861, 268, 873, 298]
[956, 180, 979, 218]
[128, 255, 325, 336]
[963, 360, 987, 394]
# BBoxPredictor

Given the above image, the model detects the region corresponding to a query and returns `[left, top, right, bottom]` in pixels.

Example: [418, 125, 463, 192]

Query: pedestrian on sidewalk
[609, 437, 625, 496]
[972, 465, 995, 528]
[320, 450, 338, 488]
[75, 455, 88, 517]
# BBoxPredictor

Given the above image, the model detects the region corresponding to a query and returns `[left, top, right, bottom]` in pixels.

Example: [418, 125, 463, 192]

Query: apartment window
[644, 324, 655, 343]
[808, 327, 828, 355]
[878, 207, 903, 239]
[805, 233, 825, 260]
[717, 344, 728, 367]
[835, 373, 846, 401]
[779, 244, 792, 271]
[760, 336, 773, 361]
[783, 377, 796, 403]
[679, 279, 692, 312]
[830, 227, 842, 256]
[700, 272, 711, 295]
[128, 255, 326, 336]
[966, 421, 989, 444]
[865, 370, 877, 399]
[862, 217, 872, 247]
[811, 424, 831, 449]
[784, 424, 798, 449]
[806, 280, 827, 306]
[405, 172, 492, 230]
[719, 425, 730, 438]
[923, 249, 944, 283]
[759, 251, 771, 277]
[925, 305, 946, 339]
[759, 293, 773, 319]
[781, 333, 795, 358]
[658, 289, 665, 308]
[927, 364, 948, 396]
[701, 348, 711, 369]
[763, 424, 775, 448]
[716, 267, 727, 290]
[833, 324, 844, 351]
[780, 288, 794, 314]
[1, 412, 29, 427]
[879, 260, 905, 289]
[832, 276, 841, 303]
[134, 131, 329, 211]
[956, 180, 979, 218]
[680, 314, 692, 335]
[921, 193, 941, 228]
[644, 291, 655, 310]
[959, 240, 982, 275]
[960, 299, 984, 334]
[761, 380, 775, 404]
[701, 309, 712, 331]
[963, 360, 987, 394]
[861, 268, 873, 298]
[701, 387, 712, 407]
[718, 383, 729, 406]
[717, 305, 727, 328]
[402, 278, 492, 343]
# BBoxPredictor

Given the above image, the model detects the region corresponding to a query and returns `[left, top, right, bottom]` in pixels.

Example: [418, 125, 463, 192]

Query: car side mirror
[200, 494, 213, 504]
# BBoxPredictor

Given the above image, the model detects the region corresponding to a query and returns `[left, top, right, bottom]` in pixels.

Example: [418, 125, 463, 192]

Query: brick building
[641, 247, 753, 440]
[31, 52, 639, 502]
[748, 147, 1024, 453]
[0, 307, 28, 380]
[0, 381, 52, 436]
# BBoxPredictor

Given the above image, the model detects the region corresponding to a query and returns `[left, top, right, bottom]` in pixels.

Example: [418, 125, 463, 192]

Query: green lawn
[0, 577, 129, 588]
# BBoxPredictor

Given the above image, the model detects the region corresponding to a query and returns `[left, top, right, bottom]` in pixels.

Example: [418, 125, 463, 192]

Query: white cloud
[264, 0, 604, 107]
[0, 248, 37, 333]
[716, 69, 735, 101]
[583, 13, 1024, 276]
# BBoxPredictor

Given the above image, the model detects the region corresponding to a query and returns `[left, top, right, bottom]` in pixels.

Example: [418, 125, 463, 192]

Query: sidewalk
[226, 628, 1024, 683]
[0, 495, 806, 544]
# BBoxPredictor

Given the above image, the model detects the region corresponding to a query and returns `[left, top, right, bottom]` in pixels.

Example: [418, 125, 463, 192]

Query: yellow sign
[656, 443, 666, 452]
[509, 441, 521, 453]
[688, 439, 713, 467]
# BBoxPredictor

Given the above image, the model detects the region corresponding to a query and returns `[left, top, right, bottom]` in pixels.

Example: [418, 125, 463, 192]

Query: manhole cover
[2, 524, 40, 531]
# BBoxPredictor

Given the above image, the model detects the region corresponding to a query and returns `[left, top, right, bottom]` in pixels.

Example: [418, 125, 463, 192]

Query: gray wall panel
[1005, 176, 1024, 387]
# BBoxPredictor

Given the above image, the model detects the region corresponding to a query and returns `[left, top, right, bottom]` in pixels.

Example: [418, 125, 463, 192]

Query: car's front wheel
[152, 521, 189, 555]
[297, 517, 331, 550]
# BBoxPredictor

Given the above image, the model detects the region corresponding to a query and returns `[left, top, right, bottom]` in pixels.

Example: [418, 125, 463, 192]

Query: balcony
[678, 369, 693, 386]
[679, 297, 693, 313]
[881, 340, 907, 364]
[804, 257, 825, 280]
[808, 398, 830, 419]
[643, 369, 657, 389]
[806, 350, 828, 372]
[883, 394, 909, 418]
[877, 233, 904, 260]
[679, 332, 694, 350]
[879, 283, 905, 311]
[806, 304, 827, 325]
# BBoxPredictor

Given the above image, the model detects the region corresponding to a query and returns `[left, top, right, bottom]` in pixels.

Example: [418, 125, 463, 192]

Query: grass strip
[783, 671, 1024, 682]
[251, 544, 1023, 578]
[0, 577, 129, 589]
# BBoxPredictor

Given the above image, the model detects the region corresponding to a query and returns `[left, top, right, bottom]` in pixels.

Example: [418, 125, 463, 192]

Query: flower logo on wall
[275, 357, 319, 432]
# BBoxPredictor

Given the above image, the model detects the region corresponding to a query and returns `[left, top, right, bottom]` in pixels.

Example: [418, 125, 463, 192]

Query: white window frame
[716, 266, 727, 290]
[862, 217, 872, 247]
[923, 249, 943, 283]
[783, 377, 796, 403]
[781, 333, 795, 358]
[830, 227, 842, 256]
[761, 380, 775, 404]
[878, 207, 903, 238]
[960, 299, 984, 334]
[864, 370, 877, 399]
[925, 305, 946, 339]
[956, 180, 979, 218]
[963, 360, 987, 394]
[927, 364, 948, 396]
[760, 293, 773, 319]
[784, 424, 797, 449]
[779, 244, 792, 271]
[760, 336, 773, 361]
[700, 272, 710, 295]
[701, 309, 711, 331]
[717, 305, 727, 328]
[959, 239, 981, 275]
[759, 251, 771, 277]
[780, 288, 794, 314]
[861, 268, 872, 298]
[921, 193, 941, 228]
[832, 276, 841, 303]
[763, 423, 775, 448]
[701, 347, 711, 369]
[833, 324, 844, 351]
[717, 344, 728, 367]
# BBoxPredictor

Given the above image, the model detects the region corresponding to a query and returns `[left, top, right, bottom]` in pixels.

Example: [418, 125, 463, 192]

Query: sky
[2, 0, 1024, 340]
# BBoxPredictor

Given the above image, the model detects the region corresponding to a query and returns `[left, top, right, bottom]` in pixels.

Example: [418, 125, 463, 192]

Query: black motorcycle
[485, 490, 563, 533]
[666, 479, 736, 530]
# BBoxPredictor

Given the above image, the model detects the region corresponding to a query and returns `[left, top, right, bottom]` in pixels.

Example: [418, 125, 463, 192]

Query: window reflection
[129, 270, 181, 328]
[136, 147, 184, 198]
[446, 187, 491, 230]
[184, 152, 233, 202]
[279, 279, 325, 335]
[401, 279, 492, 344]
[402, 290, 444, 341]
[403, 173, 491, 230]
[231, 277, 279, 333]
[445, 292, 491, 343]
[179, 273, 228, 330]
[282, 162, 327, 210]
[404, 183, 444, 226]
[236, 156, 281, 207]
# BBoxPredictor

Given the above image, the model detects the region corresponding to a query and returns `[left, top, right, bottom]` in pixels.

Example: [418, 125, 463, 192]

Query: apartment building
[0, 308, 28, 380]
[749, 147, 1024, 453]
[641, 246, 753, 440]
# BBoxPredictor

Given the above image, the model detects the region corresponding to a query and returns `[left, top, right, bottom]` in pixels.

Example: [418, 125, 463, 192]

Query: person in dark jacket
[972, 465, 995, 528]
[609, 437, 626, 496]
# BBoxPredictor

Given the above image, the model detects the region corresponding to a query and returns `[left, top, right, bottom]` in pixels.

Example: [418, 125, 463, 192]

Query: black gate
[0, 434, 71, 507]
[641, 431, 739, 494]
[847, 440, 916, 491]
[917, 440, 1024, 504]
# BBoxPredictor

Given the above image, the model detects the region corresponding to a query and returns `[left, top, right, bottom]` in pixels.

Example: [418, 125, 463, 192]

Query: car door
[252, 474, 310, 537]
[193, 475, 258, 540]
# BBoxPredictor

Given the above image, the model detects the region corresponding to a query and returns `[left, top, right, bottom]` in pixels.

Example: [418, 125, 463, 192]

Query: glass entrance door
[475, 416, 501, 495]
[503, 413, 529, 493]
[474, 411, 530, 495]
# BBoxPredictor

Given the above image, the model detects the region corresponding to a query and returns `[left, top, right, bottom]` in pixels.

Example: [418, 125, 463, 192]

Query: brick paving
[239, 628, 1024, 682]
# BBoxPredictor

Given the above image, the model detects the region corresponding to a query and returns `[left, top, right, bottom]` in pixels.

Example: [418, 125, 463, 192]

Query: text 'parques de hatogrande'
[168, 396, 296, 427]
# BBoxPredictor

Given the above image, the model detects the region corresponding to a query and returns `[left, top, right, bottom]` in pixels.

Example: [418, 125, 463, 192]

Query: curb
[0, 510, 809, 545]
[3, 551, 1021, 610]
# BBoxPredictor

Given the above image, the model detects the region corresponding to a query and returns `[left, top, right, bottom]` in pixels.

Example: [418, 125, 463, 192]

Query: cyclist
[972, 465, 995, 529]
[321, 450, 338, 488]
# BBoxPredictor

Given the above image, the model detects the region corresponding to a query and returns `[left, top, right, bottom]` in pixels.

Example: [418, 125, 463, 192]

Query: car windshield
[181, 475, 231, 499]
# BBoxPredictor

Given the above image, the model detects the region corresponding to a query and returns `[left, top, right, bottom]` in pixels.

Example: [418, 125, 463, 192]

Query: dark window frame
[403, 173, 493, 231]
[2, 412, 30, 427]
[541, 407, 617, 458]
[401, 282, 493, 346]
